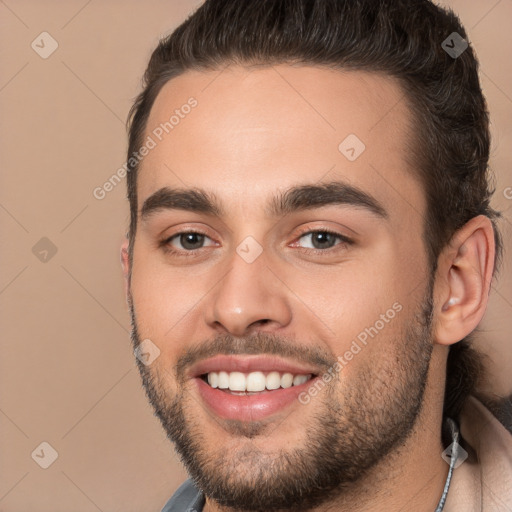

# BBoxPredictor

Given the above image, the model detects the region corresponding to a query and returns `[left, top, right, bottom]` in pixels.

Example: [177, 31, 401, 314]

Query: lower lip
[194, 377, 318, 422]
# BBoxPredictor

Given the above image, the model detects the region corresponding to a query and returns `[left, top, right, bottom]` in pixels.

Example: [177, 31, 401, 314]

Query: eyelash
[159, 230, 213, 258]
[159, 228, 353, 258]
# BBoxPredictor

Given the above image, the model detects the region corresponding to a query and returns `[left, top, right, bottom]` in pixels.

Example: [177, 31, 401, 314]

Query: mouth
[200, 371, 313, 394]
[189, 355, 321, 422]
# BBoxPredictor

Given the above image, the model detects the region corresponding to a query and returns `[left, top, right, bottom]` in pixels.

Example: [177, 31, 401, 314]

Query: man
[120, 0, 512, 510]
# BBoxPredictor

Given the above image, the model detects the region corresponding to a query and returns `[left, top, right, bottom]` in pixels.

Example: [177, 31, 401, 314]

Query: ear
[433, 215, 496, 346]
[120, 237, 131, 298]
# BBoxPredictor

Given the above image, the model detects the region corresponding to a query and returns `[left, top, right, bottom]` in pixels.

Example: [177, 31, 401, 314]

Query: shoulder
[160, 479, 204, 512]
[445, 394, 512, 511]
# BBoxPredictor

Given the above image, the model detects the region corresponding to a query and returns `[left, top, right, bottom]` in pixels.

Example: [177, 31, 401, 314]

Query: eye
[293, 229, 353, 253]
[162, 231, 216, 253]
[159, 228, 353, 259]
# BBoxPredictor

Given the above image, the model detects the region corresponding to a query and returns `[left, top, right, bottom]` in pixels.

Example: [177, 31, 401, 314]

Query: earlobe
[433, 215, 495, 346]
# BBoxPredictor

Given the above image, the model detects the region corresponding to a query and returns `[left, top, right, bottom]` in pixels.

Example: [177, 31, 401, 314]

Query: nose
[204, 248, 292, 337]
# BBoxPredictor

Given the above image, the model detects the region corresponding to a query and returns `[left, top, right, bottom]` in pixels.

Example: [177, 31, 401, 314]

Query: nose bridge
[206, 243, 291, 335]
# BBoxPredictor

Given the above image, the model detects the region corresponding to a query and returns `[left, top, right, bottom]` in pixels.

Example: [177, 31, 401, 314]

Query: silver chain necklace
[434, 418, 460, 511]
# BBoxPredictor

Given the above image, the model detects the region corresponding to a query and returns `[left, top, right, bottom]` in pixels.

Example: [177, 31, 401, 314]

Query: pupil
[181, 233, 204, 250]
[313, 232, 334, 249]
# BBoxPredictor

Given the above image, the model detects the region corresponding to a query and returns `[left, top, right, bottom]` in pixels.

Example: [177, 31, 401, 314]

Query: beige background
[0, 1, 510, 511]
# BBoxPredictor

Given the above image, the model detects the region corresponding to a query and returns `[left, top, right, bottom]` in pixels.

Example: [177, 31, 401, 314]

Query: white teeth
[229, 371, 246, 391]
[266, 371, 281, 390]
[247, 371, 266, 392]
[293, 374, 309, 386]
[280, 373, 293, 388]
[207, 372, 218, 388]
[218, 371, 229, 389]
[204, 371, 312, 392]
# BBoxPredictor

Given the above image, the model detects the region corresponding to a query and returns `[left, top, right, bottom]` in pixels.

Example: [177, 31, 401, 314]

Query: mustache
[174, 331, 336, 381]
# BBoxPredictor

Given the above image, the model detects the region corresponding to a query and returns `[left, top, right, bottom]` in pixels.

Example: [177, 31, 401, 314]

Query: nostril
[252, 319, 271, 328]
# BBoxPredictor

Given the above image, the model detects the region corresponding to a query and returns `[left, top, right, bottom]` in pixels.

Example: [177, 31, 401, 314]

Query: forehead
[137, 64, 424, 221]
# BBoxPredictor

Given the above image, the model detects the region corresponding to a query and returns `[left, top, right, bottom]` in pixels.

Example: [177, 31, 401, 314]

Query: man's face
[127, 65, 434, 510]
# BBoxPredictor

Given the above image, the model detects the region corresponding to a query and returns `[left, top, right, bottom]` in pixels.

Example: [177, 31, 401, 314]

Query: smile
[189, 355, 321, 422]
[203, 371, 312, 393]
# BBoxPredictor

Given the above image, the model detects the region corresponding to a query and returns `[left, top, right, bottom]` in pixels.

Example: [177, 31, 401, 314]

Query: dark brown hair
[126, 0, 503, 422]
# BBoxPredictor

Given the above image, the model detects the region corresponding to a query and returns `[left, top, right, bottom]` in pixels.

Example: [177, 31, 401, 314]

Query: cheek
[287, 259, 403, 346]
[130, 252, 183, 353]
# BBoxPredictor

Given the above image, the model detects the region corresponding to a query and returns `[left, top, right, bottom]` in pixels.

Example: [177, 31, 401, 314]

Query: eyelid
[161, 229, 216, 250]
[290, 226, 353, 251]
[293, 225, 353, 240]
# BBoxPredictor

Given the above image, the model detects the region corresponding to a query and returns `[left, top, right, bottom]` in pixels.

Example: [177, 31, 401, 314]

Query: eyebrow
[140, 181, 388, 221]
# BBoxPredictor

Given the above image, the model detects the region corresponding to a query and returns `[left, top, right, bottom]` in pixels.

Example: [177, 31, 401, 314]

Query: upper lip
[188, 355, 321, 379]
